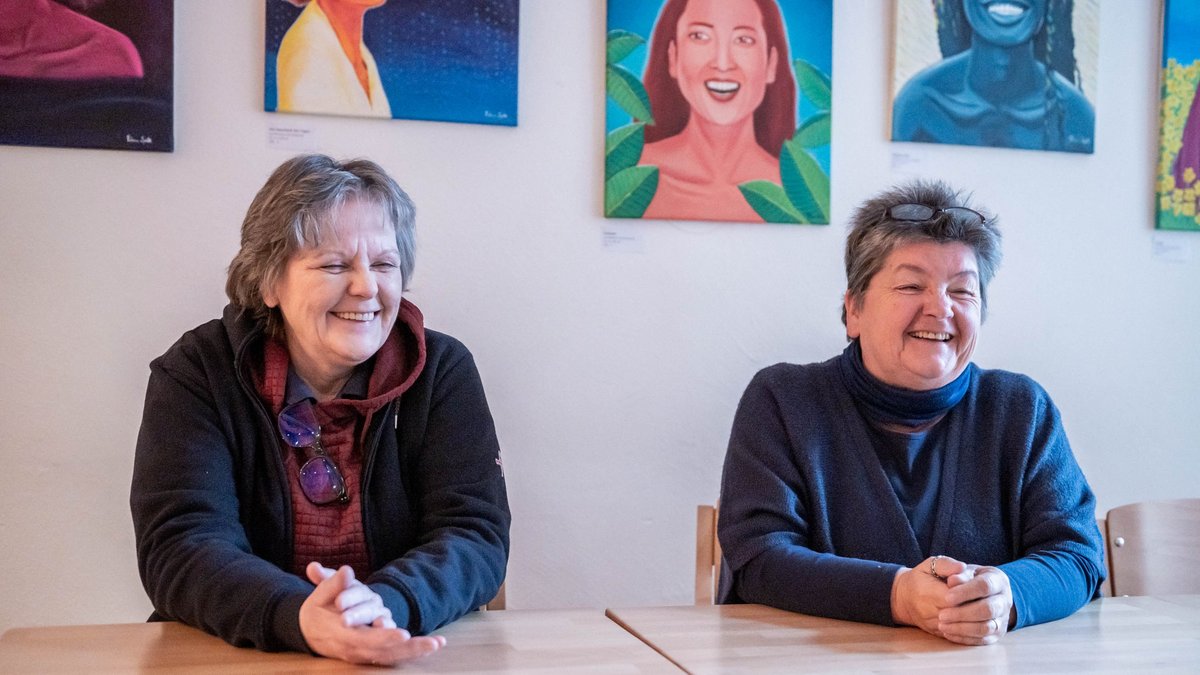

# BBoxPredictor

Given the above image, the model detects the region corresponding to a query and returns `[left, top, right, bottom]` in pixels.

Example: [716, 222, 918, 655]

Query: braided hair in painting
[933, 0, 1080, 149]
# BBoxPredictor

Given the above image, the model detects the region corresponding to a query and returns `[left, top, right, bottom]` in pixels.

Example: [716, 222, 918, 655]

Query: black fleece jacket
[130, 302, 509, 653]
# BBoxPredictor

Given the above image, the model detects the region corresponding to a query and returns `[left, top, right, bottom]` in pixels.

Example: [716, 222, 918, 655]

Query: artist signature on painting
[126, 134, 153, 145]
[483, 111, 510, 120]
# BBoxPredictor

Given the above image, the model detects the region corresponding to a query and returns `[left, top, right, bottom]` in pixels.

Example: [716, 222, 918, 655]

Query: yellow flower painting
[1157, 1, 1200, 231]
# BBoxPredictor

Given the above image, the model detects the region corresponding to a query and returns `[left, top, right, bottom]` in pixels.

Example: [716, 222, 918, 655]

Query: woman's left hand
[937, 565, 1014, 645]
[299, 562, 446, 665]
[304, 563, 395, 628]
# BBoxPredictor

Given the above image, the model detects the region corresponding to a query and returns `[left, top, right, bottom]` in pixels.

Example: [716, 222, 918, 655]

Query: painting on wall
[1157, 0, 1200, 232]
[0, 0, 174, 152]
[605, 0, 832, 224]
[265, 0, 519, 127]
[890, 0, 1099, 154]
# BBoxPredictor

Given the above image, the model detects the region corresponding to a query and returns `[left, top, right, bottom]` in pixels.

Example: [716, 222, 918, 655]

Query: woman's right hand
[298, 562, 445, 665]
[890, 555, 967, 636]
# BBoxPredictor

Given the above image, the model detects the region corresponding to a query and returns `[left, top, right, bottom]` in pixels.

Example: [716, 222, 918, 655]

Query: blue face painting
[963, 0, 1047, 48]
[891, 0, 1094, 154]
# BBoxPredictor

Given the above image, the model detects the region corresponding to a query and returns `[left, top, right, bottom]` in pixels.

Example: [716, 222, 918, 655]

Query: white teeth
[706, 80, 739, 93]
[988, 3, 1025, 18]
[911, 331, 951, 341]
[334, 312, 375, 321]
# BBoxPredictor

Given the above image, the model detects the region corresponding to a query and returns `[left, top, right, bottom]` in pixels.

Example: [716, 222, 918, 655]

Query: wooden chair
[482, 582, 506, 611]
[1096, 517, 1111, 597]
[1106, 498, 1200, 596]
[695, 504, 722, 605]
[692, 509, 1121, 600]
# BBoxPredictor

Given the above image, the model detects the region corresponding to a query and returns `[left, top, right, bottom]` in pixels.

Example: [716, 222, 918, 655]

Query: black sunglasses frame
[885, 204, 988, 226]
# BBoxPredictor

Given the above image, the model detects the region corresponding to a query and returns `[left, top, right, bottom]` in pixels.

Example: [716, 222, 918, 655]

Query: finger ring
[990, 618, 999, 632]
[929, 555, 945, 580]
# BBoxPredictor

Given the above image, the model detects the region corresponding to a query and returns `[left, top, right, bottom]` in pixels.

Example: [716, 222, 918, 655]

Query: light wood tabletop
[607, 595, 1200, 674]
[0, 609, 679, 673]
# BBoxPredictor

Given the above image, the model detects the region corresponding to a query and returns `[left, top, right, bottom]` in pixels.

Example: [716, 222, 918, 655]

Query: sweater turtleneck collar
[838, 338, 972, 428]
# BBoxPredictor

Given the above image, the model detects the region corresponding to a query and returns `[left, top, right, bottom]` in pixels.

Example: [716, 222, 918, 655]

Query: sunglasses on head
[277, 399, 349, 506]
[886, 203, 987, 227]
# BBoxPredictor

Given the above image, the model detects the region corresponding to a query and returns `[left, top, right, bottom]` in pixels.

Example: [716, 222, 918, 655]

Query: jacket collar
[224, 299, 428, 415]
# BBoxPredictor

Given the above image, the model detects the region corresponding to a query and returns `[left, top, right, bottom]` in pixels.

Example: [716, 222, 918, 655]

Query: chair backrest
[482, 582, 506, 611]
[1106, 498, 1200, 596]
[1096, 517, 1111, 597]
[695, 504, 722, 605]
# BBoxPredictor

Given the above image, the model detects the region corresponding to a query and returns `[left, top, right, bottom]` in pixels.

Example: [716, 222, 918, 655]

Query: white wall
[1, 1, 1196, 631]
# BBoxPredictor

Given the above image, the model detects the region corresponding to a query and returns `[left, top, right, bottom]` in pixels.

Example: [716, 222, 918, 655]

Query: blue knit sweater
[717, 354, 1105, 629]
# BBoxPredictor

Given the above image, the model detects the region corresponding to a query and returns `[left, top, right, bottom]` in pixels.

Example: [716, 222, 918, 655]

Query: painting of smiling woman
[605, 0, 832, 223]
[891, 0, 1099, 154]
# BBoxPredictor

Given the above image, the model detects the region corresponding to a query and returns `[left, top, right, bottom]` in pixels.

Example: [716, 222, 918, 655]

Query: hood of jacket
[224, 298, 428, 416]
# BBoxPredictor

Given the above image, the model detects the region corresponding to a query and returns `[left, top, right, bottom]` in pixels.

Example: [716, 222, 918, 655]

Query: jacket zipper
[359, 398, 396, 568]
[232, 338, 294, 556]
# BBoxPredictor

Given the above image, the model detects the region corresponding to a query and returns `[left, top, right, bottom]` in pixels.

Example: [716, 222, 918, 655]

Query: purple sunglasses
[277, 399, 349, 505]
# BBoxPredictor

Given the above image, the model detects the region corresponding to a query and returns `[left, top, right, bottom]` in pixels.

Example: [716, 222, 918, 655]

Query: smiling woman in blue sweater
[718, 180, 1104, 645]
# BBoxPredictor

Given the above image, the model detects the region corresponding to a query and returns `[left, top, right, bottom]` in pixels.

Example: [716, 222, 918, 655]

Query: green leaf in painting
[606, 165, 659, 218]
[794, 111, 831, 148]
[793, 59, 832, 111]
[606, 30, 644, 65]
[606, 64, 655, 124]
[738, 180, 804, 224]
[780, 138, 830, 224]
[605, 123, 645, 180]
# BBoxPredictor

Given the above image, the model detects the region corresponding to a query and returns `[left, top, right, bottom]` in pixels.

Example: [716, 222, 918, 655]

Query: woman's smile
[964, 0, 1046, 46]
[986, 1, 1029, 25]
[908, 330, 952, 342]
[332, 310, 378, 322]
[705, 79, 740, 100]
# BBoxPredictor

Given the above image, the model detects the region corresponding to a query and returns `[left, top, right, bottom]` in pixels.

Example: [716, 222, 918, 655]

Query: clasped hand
[891, 556, 1014, 646]
[298, 562, 445, 665]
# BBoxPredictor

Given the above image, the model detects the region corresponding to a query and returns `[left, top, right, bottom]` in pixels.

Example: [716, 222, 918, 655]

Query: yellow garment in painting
[276, 1, 391, 118]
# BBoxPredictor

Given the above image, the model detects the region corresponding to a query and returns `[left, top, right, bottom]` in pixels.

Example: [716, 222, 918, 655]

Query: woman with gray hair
[717, 180, 1104, 645]
[131, 154, 509, 665]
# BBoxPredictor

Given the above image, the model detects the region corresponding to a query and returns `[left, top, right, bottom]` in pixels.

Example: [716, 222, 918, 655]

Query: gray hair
[842, 180, 1001, 325]
[226, 154, 416, 336]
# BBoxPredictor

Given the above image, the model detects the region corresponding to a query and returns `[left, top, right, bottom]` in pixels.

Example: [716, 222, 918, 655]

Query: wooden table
[0, 609, 678, 673]
[607, 595, 1200, 674]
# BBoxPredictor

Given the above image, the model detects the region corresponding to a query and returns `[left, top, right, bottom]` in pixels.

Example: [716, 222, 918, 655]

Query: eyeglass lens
[299, 456, 348, 505]
[890, 203, 936, 221]
[889, 204, 983, 225]
[278, 401, 320, 447]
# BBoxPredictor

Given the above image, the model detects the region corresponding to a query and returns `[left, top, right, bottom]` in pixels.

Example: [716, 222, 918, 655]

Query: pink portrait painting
[605, 0, 832, 224]
[0, 0, 174, 152]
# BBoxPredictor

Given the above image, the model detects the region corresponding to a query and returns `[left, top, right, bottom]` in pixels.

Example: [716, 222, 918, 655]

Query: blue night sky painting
[1164, 0, 1200, 66]
[265, 0, 519, 126]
